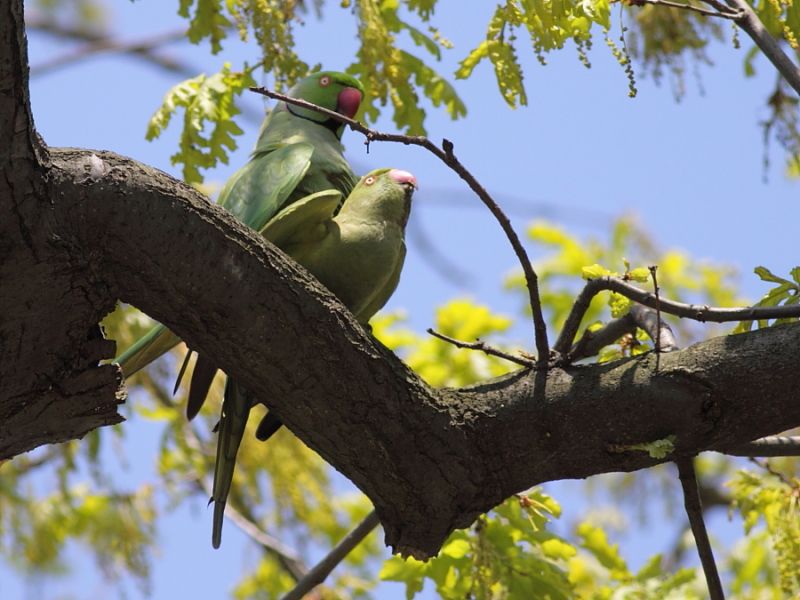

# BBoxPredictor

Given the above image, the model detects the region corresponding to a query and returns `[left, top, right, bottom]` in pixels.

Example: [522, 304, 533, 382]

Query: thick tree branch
[5, 0, 800, 563]
[2, 145, 800, 558]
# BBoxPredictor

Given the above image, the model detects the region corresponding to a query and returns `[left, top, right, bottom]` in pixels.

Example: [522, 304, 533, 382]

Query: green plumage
[211, 167, 417, 548]
[113, 73, 416, 551]
[115, 70, 364, 376]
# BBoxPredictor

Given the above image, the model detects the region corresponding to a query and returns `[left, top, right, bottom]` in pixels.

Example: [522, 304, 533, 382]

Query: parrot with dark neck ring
[116, 70, 365, 380]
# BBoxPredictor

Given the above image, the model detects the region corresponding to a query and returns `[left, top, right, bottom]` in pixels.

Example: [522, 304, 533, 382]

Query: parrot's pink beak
[337, 87, 362, 118]
[388, 169, 418, 189]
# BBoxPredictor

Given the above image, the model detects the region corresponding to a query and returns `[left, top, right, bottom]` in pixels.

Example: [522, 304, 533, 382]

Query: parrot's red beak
[337, 87, 362, 119]
[388, 169, 418, 190]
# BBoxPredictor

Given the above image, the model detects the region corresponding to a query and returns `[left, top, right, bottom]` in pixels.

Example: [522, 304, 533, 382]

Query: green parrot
[210, 167, 417, 548]
[115, 70, 365, 381]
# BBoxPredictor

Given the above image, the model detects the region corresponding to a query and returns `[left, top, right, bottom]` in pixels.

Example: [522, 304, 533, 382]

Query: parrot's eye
[364, 176, 376, 185]
[319, 75, 331, 87]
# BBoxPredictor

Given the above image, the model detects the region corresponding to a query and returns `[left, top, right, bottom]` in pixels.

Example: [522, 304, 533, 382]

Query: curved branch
[4, 146, 800, 560]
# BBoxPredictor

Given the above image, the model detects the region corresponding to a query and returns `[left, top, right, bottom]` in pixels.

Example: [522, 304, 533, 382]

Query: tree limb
[724, 0, 800, 95]
[5, 0, 800, 563]
[281, 511, 380, 600]
[675, 458, 724, 600]
[722, 435, 800, 456]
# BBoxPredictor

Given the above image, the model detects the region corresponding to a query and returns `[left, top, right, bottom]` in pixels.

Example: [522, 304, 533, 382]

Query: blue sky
[4, 0, 799, 598]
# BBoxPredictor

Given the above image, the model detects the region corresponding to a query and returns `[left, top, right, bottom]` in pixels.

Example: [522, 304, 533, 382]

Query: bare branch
[281, 511, 380, 600]
[675, 458, 725, 600]
[554, 276, 800, 357]
[625, 0, 743, 20]
[568, 312, 638, 362]
[426, 328, 537, 368]
[722, 435, 800, 457]
[622, 0, 800, 94]
[249, 86, 550, 366]
[26, 17, 192, 77]
[723, 0, 800, 95]
[748, 457, 795, 486]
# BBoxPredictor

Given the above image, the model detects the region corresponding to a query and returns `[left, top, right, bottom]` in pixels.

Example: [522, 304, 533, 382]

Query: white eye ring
[364, 176, 375, 185]
[319, 75, 331, 87]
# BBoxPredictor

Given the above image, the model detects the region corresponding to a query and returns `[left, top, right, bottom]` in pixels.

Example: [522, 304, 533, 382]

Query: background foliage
[3, 0, 800, 598]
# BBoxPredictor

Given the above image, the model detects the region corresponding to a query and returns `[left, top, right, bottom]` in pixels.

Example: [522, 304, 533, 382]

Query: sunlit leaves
[147, 63, 255, 184]
[348, 0, 464, 134]
[373, 300, 518, 387]
[729, 467, 800, 597]
[381, 493, 574, 600]
[733, 266, 800, 332]
[457, 0, 614, 108]
[1, 476, 156, 590]
[179, 0, 231, 54]
[509, 217, 741, 360]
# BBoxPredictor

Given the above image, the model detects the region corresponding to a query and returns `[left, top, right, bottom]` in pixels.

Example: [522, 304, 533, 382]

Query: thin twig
[623, 0, 800, 93]
[748, 457, 795, 486]
[648, 266, 663, 353]
[560, 302, 677, 367]
[249, 86, 550, 366]
[722, 435, 800, 457]
[221, 495, 308, 580]
[27, 18, 190, 76]
[554, 276, 800, 357]
[427, 328, 537, 368]
[281, 510, 381, 600]
[723, 0, 800, 95]
[625, 0, 743, 19]
[675, 458, 725, 600]
[147, 378, 308, 579]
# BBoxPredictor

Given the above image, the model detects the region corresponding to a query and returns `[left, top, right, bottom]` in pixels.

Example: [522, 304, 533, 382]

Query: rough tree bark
[2, 0, 799, 559]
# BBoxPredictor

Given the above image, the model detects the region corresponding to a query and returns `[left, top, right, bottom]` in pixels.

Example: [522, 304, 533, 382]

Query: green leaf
[754, 265, 793, 285]
[577, 522, 629, 577]
[582, 263, 612, 279]
[147, 63, 255, 183]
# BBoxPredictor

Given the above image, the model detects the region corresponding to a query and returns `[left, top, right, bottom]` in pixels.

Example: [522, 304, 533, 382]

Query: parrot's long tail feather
[115, 323, 181, 376]
[174, 350, 193, 395]
[211, 379, 251, 549]
[187, 354, 219, 420]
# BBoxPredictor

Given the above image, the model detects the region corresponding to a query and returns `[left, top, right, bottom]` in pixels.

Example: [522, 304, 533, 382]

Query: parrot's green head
[284, 71, 365, 139]
[343, 168, 418, 227]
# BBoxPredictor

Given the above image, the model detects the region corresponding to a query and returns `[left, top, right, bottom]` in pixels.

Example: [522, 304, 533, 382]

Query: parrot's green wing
[352, 243, 407, 324]
[220, 142, 314, 231]
[258, 189, 342, 245]
[113, 144, 314, 375]
[115, 324, 181, 377]
[112, 70, 369, 549]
